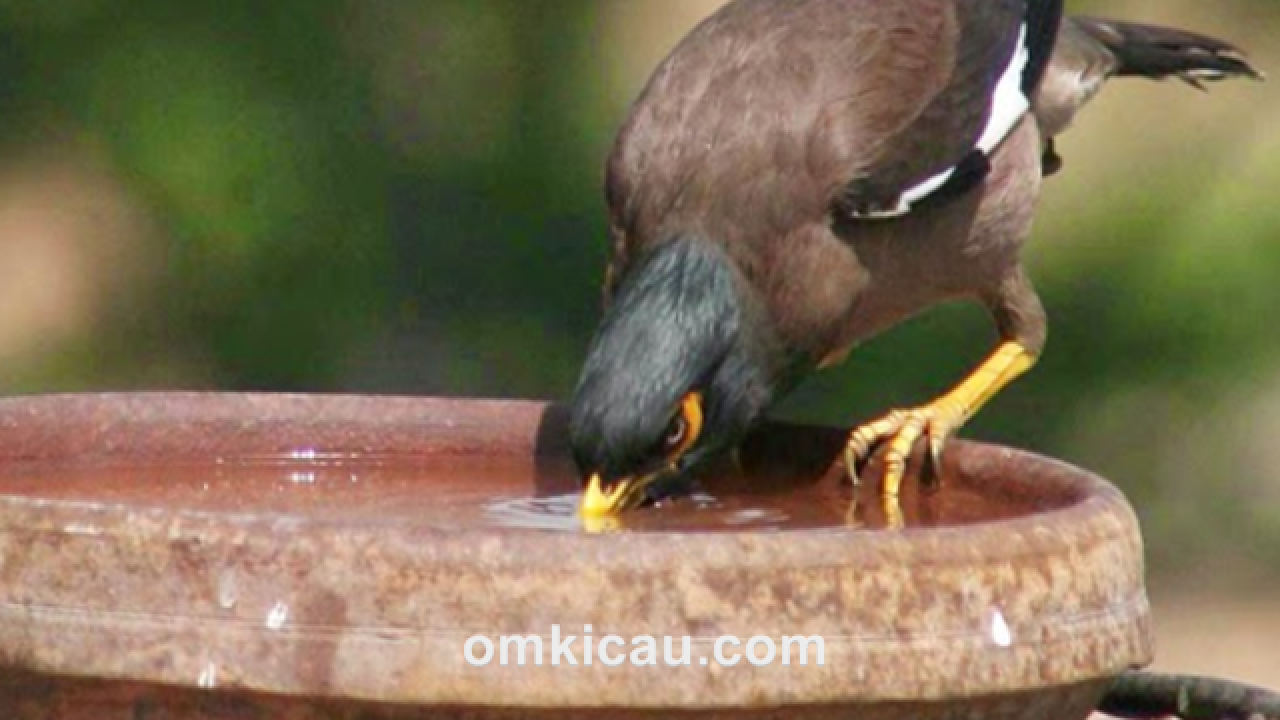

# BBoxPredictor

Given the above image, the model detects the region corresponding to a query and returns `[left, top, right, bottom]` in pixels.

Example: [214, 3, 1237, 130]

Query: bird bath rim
[0, 393, 1152, 713]
[0, 392, 1124, 538]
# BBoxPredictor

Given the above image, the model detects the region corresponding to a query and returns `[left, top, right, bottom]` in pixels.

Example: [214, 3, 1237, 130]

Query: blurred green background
[0, 0, 1276, 681]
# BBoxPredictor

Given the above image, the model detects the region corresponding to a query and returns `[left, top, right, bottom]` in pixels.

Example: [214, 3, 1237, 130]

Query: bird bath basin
[0, 394, 1151, 720]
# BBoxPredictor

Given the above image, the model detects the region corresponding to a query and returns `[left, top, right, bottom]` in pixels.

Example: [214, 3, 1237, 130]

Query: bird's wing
[832, 0, 1063, 218]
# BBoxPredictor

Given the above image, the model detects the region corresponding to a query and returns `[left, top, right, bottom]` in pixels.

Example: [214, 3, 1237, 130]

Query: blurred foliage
[0, 0, 1276, 584]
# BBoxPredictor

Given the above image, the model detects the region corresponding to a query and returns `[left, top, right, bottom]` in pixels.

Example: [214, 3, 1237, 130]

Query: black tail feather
[1073, 16, 1264, 89]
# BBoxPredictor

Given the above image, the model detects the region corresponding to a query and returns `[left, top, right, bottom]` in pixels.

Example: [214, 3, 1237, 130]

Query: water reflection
[0, 451, 1041, 535]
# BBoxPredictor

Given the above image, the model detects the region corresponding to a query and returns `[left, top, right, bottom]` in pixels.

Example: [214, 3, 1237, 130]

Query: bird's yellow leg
[844, 341, 1038, 511]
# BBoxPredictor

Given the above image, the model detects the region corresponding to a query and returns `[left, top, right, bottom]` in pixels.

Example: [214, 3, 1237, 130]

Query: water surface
[0, 452, 1040, 533]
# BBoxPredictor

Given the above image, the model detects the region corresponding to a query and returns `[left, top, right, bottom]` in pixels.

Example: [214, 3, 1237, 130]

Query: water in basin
[0, 451, 1047, 533]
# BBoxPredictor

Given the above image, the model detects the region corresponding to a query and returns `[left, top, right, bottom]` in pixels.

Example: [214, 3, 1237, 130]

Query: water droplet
[991, 610, 1013, 648]
[62, 523, 102, 537]
[690, 493, 721, 510]
[724, 508, 786, 526]
[198, 662, 218, 689]
[217, 573, 238, 610]
[265, 602, 289, 630]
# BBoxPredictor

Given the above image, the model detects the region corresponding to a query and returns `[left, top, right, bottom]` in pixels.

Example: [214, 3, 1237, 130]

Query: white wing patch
[855, 24, 1032, 220]
[978, 24, 1031, 156]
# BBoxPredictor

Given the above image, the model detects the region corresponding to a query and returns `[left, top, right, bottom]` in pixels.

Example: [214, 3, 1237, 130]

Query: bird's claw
[844, 399, 968, 498]
[843, 410, 906, 486]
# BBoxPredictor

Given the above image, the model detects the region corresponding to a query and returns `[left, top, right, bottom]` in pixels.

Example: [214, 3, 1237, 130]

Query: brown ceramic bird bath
[0, 394, 1151, 720]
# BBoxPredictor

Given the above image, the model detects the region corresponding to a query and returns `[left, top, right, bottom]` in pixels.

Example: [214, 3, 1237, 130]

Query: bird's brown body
[605, 0, 1046, 375]
[573, 0, 1259, 518]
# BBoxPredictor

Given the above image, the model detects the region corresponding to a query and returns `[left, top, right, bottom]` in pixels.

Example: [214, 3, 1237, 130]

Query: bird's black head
[569, 238, 778, 518]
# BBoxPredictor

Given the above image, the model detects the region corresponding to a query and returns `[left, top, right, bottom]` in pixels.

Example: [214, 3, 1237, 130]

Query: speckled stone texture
[0, 394, 1153, 719]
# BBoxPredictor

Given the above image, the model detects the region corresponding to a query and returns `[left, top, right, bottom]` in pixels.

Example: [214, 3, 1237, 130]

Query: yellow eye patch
[668, 392, 703, 462]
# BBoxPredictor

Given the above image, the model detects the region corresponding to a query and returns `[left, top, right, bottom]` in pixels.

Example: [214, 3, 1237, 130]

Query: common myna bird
[569, 0, 1262, 518]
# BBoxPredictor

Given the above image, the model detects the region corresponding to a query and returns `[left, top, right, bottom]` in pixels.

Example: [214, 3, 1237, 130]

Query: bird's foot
[843, 342, 1038, 527]
[844, 397, 968, 499]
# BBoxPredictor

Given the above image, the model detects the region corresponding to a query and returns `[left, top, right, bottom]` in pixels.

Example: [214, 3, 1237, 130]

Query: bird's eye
[664, 415, 688, 451]
[659, 392, 703, 461]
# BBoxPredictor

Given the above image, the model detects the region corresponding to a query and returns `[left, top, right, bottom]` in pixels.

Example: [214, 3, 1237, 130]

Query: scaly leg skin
[844, 341, 1038, 525]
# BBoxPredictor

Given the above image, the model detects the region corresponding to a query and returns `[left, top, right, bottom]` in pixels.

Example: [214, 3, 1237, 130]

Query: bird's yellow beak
[579, 473, 651, 518]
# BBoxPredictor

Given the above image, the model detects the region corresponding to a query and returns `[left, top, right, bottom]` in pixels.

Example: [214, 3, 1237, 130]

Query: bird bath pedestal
[0, 394, 1152, 719]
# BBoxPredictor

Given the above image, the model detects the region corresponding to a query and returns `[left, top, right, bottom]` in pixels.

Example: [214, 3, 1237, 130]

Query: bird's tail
[1072, 16, 1264, 88]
